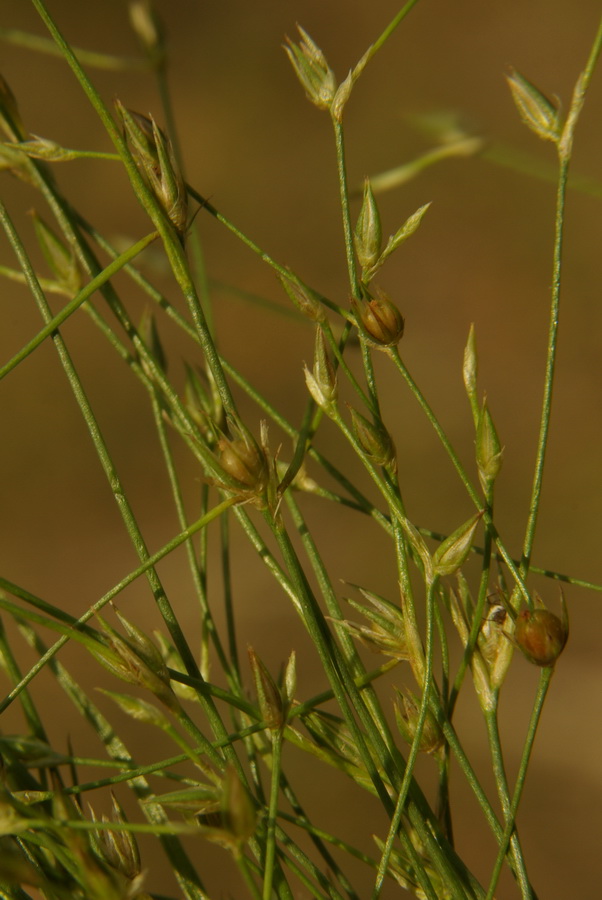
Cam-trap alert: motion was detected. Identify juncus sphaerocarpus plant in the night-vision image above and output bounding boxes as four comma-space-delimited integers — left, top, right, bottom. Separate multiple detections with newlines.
0, 2, 600, 898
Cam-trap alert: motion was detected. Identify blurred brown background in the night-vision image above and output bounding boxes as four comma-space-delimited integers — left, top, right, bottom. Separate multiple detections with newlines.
1, 1, 601, 897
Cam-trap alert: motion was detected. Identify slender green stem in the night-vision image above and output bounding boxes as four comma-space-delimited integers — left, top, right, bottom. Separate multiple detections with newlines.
484, 710, 533, 899
372, 579, 440, 900
185, 185, 347, 321
388, 347, 530, 601
519, 161, 567, 576
0, 26, 149, 69
149, 394, 235, 686
485, 669, 553, 899
236, 853, 264, 900
0, 230, 158, 381
521, 15, 602, 577
263, 730, 283, 900
350, 0, 423, 80
333, 119, 361, 299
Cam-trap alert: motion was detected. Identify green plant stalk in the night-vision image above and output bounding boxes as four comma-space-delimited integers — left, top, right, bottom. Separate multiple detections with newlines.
283, 490, 398, 758
0, 25, 149, 69
448, 490, 495, 715
275, 779, 358, 900
433, 588, 452, 839
263, 729, 284, 900
485, 669, 553, 899
30, 0, 238, 419
522, 15, 602, 577
372, 578, 441, 900
324, 320, 377, 412
149, 392, 235, 686
3, 660, 399, 803
220, 510, 241, 680
349, 0, 423, 81
519, 161, 567, 578
235, 853, 265, 900
0, 620, 48, 774
280, 505, 446, 887
484, 710, 533, 899
333, 119, 361, 299
0, 263, 66, 293
269, 518, 393, 809
274, 824, 349, 900
185, 184, 347, 321
8, 143, 121, 161
0, 229, 158, 382
388, 347, 530, 601
152, 39, 216, 337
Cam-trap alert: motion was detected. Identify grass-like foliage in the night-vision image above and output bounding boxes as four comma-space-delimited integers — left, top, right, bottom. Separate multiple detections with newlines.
0, 2, 600, 899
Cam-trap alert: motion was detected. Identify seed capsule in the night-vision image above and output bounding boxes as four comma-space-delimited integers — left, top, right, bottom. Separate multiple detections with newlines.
514, 608, 568, 667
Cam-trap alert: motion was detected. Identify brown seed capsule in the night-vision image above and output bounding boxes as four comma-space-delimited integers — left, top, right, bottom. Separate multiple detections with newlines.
514, 608, 568, 667
354, 289, 404, 347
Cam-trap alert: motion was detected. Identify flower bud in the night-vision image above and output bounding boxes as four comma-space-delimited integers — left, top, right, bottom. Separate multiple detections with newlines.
330, 69, 354, 123
93, 610, 179, 712
349, 406, 397, 472
432, 511, 483, 578
463, 323, 479, 423
506, 68, 561, 143
218, 434, 266, 490
0, 73, 25, 140
514, 600, 568, 667
476, 399, 503, 492
31, 211, 81, 296
354, 179, 382, 273
248, 646, 284, 732
366, 203, 431, 281
116, 101, 187, 237
339, 586, 409, 661
354, 288, 404, 347
304, 327, 338, 414
11, 136, 77, 162
394, 687, 444, 754
278, 272, 326, 323
96, 793, 142, 882
151, 116, 188, 236
284, 26, 337, 111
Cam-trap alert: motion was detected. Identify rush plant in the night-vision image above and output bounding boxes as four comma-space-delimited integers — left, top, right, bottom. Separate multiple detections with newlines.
0, 3, 600, 899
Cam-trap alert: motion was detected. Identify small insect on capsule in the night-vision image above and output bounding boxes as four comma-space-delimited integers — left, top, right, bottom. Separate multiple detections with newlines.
489, 605, 507, 626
